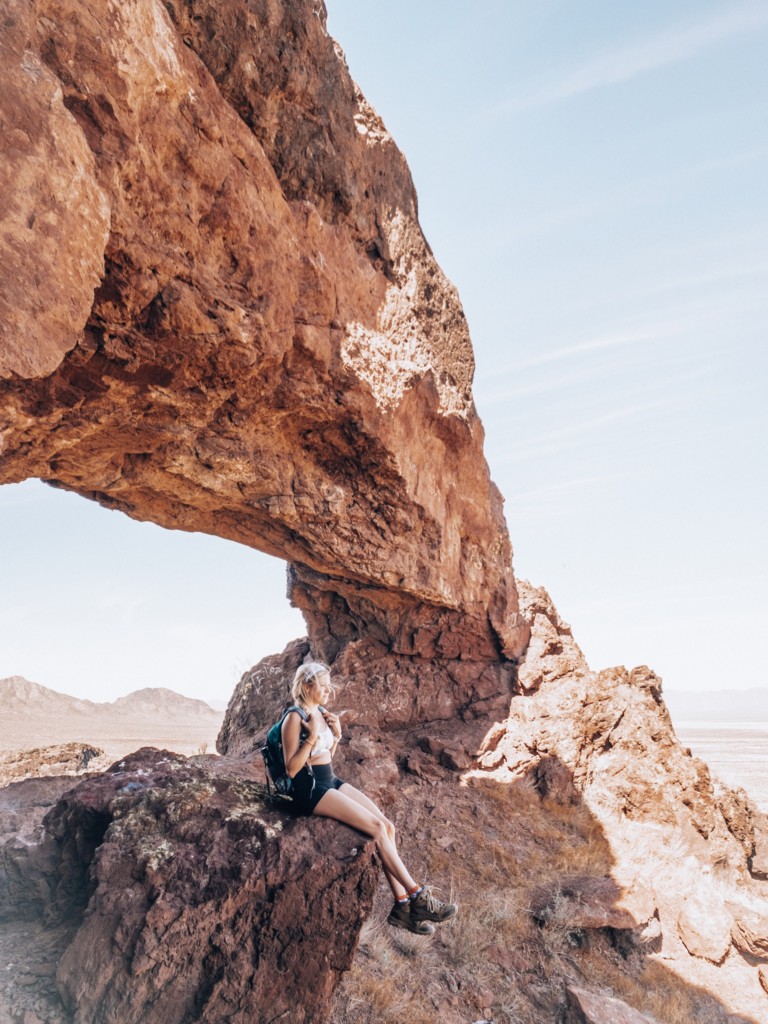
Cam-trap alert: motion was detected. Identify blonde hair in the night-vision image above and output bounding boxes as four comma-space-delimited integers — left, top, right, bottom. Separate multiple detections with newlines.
291, 661, 332, 706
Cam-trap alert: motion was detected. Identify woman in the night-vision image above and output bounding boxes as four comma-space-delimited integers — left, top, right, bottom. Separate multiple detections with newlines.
281, 661, 457, 936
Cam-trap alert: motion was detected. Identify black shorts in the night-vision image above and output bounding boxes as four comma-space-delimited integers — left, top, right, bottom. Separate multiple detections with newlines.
292, 763, 345, 814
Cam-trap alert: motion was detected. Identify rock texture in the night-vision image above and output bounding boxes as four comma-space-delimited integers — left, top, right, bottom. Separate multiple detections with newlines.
729, 903, 768, 960
3, 0, 767, 1020
565, 986, 660, 1024
0, 4, 109, 379
0, 742, 103, 788
677, 893, 733, 964
464, 580, 768, 1021
1, 748, 377, 1024
476, 581, 768, 870
530, 875, 653, 934
0, 0, 528, 688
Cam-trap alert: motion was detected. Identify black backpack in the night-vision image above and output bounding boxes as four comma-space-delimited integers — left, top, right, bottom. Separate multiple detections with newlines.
260, 705, 313, 803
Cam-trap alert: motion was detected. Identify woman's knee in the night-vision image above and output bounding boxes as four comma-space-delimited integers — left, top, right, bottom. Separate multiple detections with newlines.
371, 818, 390, 845
384, 818, 395, 842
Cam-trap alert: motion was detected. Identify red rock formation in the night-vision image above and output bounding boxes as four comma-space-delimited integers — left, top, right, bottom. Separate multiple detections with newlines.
0, 3, 527, 1018
1, 749, 377, 1024
5, 0, 765, 1020
0, 0, 528, 682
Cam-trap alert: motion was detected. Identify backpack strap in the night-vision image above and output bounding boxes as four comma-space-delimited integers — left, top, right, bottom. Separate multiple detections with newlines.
284, 704, 309, 722
282, 704, 309, 737
281, 705, 313, 778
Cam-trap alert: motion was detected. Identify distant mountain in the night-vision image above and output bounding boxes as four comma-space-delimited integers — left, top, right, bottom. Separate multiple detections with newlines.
0, 676, 225, 763
0, 676, 221, 720
111, 688, 221, 719
665, 688, 768, 723
0, 676, 101, 717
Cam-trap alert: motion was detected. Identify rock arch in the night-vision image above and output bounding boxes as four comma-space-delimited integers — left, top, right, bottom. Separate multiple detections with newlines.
0, 0, 528, 725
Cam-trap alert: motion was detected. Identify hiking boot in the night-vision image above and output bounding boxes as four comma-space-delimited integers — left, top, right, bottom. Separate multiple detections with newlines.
387, 900, 435, 936
409, 886, 458, 924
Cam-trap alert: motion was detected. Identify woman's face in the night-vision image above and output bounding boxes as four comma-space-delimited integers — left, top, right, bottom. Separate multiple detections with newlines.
307, 671, 332, 705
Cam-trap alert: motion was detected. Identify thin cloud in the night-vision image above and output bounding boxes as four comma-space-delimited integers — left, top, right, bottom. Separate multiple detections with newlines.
484, 294, 766, 381
489, 325, 665, 377
508, 472, 644, 506
480, 352, 706, 405
508, 145, 768, 243
500, 4, 768, 112
489, 399, 673, 466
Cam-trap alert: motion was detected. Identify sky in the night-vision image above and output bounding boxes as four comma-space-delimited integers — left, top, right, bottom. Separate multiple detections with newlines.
1, 0, 766, 704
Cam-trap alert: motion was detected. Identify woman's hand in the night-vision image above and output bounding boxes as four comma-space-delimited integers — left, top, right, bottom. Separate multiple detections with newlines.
305, 715, 322, 745
321, 709, 342, 739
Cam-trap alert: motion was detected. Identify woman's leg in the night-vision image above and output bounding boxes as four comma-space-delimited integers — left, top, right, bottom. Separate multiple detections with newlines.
337, 783, 408, 899
312, 789, 418, 895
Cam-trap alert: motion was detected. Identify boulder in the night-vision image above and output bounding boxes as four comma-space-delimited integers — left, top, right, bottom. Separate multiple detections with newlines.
677, 893, 733, 964
750, 818, 768, 879
2, 748, 377, 1024
0, 743, 104, 787
728, 903, 768, 959
530, 875, 649, 933
565, 986, 660, 1024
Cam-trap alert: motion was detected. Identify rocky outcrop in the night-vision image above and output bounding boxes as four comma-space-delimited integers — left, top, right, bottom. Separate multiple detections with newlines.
0, 0, 528, 690
467, 580, 768, 1020
565, 986, 661, 1024
677, 893, 733, 964
729, 903, 768, 960
4, 0, 766, 1020
1, 749, 377, 1024
217, 637, 311, 757
477, 581, 768, 869
530, 875, 654, 935
217, 630, 517, 756
0, 743, 103, 788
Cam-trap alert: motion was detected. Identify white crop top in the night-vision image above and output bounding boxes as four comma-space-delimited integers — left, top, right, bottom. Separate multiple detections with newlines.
310, 721, 335, 757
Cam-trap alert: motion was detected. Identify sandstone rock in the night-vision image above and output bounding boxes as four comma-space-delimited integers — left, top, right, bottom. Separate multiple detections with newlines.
749, 815, 768, 879
0, 0, 528, 690
0, 743, 104, 787
220, 634, 517, 746
727, 902, 768, 959
759, 965, 768, 996
677, 893, 733, 963
530, 875, 639, 932
565, 986, 660, 1024
440, 745, 471, 771
0, 0, 110, 379
476, 590, 743, 857
515, 580, 589, 693
217, 637, 311, 756
0, 774, 93, 926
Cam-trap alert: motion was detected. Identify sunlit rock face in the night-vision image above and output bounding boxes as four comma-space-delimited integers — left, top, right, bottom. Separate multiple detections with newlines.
0, 0, 528, 686
0, 749, 377, 1024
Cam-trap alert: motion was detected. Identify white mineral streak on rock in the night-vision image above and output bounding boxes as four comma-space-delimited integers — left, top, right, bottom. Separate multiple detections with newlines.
342, 266, 467, 417
110, 0, 182, 97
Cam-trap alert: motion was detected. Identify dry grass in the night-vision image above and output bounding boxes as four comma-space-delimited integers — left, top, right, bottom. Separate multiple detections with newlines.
329, 771, 742, 1024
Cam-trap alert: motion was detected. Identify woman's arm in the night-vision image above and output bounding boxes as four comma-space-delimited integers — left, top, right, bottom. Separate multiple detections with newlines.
282, 711, 319, 778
